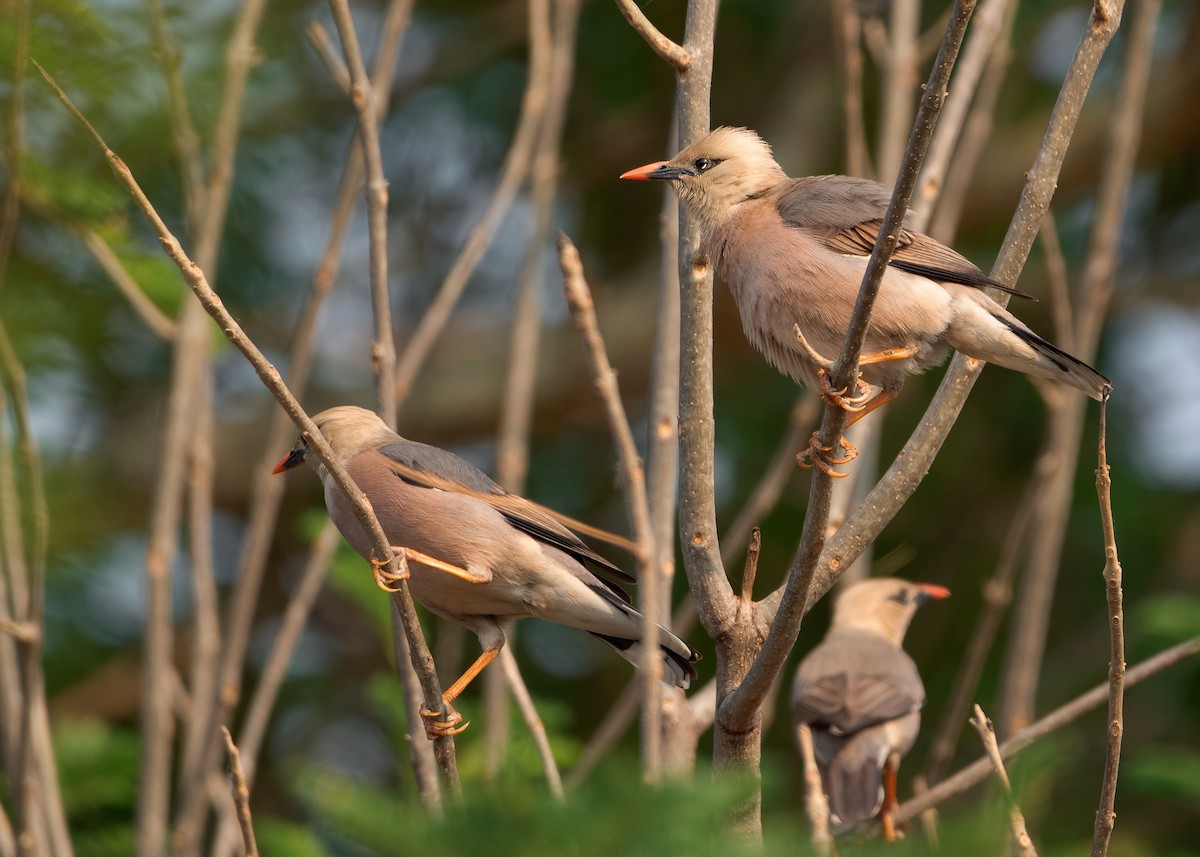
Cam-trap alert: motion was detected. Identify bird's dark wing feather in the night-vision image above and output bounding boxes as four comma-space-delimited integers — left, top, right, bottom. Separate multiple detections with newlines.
774, 175, 1033, 300
375, 440, 635, 585
793, 632, 925, 735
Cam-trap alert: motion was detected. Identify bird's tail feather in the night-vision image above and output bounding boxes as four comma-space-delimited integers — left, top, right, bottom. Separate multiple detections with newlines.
590, 631, 700, 690
827, 754, 885, 826
998, 319, 1112, 401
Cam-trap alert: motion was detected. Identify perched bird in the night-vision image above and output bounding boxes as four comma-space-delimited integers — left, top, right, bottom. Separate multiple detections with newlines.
622, 127, 1111, 472
273, 406, 700, 737
791, 577, 949, 840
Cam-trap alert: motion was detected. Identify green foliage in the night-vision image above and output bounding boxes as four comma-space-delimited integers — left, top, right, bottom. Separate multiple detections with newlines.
254, 817, 331, 857
52, 720, 137, 857
1130, 593, 1200, 649
294, 763, 776, 857
1125, 745, 1200, 808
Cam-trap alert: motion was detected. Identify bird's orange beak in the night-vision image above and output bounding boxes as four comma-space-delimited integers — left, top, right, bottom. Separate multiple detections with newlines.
917, 583, 951, 601
272, 447, 306, 475
620, 160, 672, 181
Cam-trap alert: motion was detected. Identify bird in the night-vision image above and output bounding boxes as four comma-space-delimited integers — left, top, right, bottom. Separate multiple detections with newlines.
621, 127, 1111, 474
791, 577, 949, 841
273, 406, 700, 738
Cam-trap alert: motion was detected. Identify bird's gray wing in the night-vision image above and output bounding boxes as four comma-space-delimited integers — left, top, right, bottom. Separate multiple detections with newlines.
793, 636, 925, 735
774, 175, 1033, 299
375, 440, 636, 586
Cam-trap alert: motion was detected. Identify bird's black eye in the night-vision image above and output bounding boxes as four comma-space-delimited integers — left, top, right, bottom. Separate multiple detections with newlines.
887, 589, 909, 605
693, 157, 720, 173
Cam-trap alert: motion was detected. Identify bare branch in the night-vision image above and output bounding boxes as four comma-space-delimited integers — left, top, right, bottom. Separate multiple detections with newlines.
1091, 398, 1125, 856
34, 58, 461, 798
912, 0, 1012, 226
970, 705, 1039, 856
739, 529, 761, 605
498, 648, 564, 799
220, 727, 259, 857
832, 0, 872, 178
144, 0, 206, 228
797, 723, 834, 857
725, 0, 978, 731
1038, 214, 1075, 350
611, 0, 689, 71
877, 0, 920, 182
306, 20, 353, 94
923, 482, 1037, 785
328, 0, 396, 424
393, 0, 554, 406
558, 232, 663, 779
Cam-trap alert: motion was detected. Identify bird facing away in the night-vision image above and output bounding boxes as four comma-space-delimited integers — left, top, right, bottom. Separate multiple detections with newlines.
622, 128, 1111, 472
273, 406, 700, 738
791, 577, 949, 841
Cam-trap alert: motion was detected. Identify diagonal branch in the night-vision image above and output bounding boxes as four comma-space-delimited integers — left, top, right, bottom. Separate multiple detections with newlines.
558, 233, 664, 779
393, 0, 554, 406
34, 57, 461, 799
970, 705, 1038, 857
611, 0, 689, 71
328, 0, 396, 425
722, 0, 978, 731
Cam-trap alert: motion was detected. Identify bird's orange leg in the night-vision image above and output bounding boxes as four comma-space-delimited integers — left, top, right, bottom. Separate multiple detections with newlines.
419, 644, 503, 739
372, 546, 490, 592
880, 751, 902, 842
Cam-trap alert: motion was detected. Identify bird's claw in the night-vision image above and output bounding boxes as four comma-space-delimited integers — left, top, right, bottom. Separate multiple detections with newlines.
796, 431, 858, 478
372, 551, 410, 593
817, 367, 873, 412
419, 703, 468, 739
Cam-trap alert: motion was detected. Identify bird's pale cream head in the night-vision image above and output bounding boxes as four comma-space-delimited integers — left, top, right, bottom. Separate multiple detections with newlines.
621, 127, 787, 237
830, 577, 950, 646
271, 405, 396, 479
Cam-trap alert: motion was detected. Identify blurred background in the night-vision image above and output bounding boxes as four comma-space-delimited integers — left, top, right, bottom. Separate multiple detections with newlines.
3, 0, 1199, 853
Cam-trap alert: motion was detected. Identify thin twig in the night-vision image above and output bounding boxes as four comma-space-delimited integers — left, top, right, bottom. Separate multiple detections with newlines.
923, 481, 1038, 785
149, 0, 269, 849
611, 0, 689, 71
306, 21, 353, 94
498, 647, 564, 799
489, 0, 581, 778
797, 723, 834, 857
0, 320, 57, 856
393, 0, 554, 406
84, 228, 180, 338
927, 0, 1016, 243
209, 521, 342, 857
832, 0, 872, 178
970, 706, 1038, 856
739, 529, 761, 605
1091, 398, 1124, 856
1038, 213, 1075, 350
724, 0, 978, 732
220, 727, 259, 857
877, 0, 920, 181
558, 232, 663, 780
912, 0, 1011, 225
144, 0, 206, 228
328, 0, 396, 424
34, 57, 460, 797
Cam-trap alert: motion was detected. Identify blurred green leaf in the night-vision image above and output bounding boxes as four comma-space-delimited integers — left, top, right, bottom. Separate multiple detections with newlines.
1125, 745, 1200, 806
254, 817, 330, 857
54, 719, 139, 816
